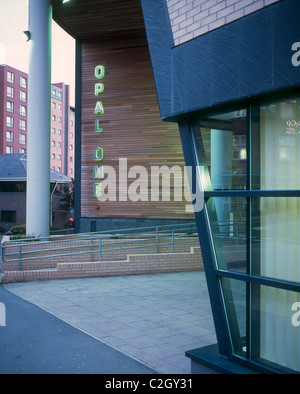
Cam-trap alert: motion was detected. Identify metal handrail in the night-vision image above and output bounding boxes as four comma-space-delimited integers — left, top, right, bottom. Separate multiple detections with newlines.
3, 233, 197, 258
5, 221, 197, 244
1, 222, 199, 271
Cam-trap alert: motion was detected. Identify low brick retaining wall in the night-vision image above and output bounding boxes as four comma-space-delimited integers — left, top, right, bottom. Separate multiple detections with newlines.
1, 235, 199, 272
1, 246, 203, 283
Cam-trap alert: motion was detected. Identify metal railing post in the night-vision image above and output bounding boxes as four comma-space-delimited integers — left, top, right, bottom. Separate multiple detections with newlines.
0, 242, 2, 276
156, 227, 159, 254
90, 233, 93, 261
172, 231, 174, 253
99, 237, 102, 262
18, 241, 22, 271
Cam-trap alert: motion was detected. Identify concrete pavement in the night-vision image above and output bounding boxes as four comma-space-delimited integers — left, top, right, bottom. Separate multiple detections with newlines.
0, 285, 156, 374
1, 272, 218, 374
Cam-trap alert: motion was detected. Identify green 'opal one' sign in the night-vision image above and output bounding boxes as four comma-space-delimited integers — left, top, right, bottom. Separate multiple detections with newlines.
93, 65, 105, 199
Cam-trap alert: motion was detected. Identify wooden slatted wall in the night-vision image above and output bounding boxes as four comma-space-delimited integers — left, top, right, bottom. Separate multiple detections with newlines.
80, 32, 194, 219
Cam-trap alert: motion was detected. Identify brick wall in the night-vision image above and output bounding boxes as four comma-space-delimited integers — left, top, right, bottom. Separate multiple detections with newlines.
0, 191, 69, 229
1, 246, 203, 283
1, 234, 203, 283
166, 0, 281, 46
0, 193, 26, 228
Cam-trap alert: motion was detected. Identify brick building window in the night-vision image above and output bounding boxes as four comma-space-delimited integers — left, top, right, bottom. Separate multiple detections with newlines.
20, 76, 27, 88
6, 101, 14, 113
19, 119, 26, 131
1, 210, 16, 223
19, 134, 26, 145
6, 116, 14, 128
6, 146, 13, 154
20, 91, 27, 102
7, 86, 14, 98
20, 105, 26, 117
6, 131, 13, 143
7, 71, 14, 83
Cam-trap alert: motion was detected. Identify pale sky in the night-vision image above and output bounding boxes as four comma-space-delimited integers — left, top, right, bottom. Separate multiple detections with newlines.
0, 0, 76, 105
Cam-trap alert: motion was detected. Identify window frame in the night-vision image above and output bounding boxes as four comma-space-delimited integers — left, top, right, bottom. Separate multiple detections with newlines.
188, 95, 300, 374
7, 71, 14, 84
7, 86, 14, 98
1, 210, 16, 223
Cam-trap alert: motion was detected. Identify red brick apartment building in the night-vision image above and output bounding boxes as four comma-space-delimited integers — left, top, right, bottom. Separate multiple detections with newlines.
0, 64, 75, 177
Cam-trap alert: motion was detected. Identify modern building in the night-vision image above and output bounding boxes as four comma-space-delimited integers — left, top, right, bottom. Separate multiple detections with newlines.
0, 65, 75, 177
0, 65, 28, 156
141, 0, 300, 374
54, 1, 196, 234
50, 82, 75, 177
32, 0, 300, 374
0, 153, 72, 231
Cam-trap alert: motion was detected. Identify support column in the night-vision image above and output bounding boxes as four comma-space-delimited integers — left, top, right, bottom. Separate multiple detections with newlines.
211, 129, 232, 232
26, 0, 52, 238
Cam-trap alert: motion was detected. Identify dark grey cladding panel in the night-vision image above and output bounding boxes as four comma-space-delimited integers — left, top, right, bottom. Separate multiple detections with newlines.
141, 0, 300, 120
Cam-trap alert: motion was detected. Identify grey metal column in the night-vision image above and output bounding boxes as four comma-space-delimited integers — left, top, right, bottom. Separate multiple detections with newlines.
26, 0, 52, 238
211, 129, 232, 232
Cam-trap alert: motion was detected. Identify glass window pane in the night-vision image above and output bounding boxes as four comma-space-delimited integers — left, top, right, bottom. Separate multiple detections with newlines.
6, 101, 14, 113
20, 105, 26, 117
192, 109, 247, 191
251, 197, 300, 284
20, 76, 27, 88
252, 98, 300, 190
20, 91, 27, 102
207, 197, 247, 273
251, 285, 300, 373
221, 278, 247, 356
7, 71, 14, 83
7, 86, 14, 98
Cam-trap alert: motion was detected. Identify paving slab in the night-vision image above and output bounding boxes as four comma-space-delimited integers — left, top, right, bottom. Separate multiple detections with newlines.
3, 272, 219, 374
0, 286, 156, 374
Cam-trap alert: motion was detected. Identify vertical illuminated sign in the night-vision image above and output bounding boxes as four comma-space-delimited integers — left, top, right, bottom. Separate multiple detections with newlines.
93, 65, 106, 199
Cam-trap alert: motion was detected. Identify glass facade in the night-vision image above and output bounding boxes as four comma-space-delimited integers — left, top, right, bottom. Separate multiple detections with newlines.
207, 196, 247, 274
192, 110, 247, 191
190, 96, 300, 374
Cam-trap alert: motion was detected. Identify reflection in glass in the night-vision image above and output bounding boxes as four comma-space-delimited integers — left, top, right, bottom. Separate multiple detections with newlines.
221, 278, 247, 356
192, 109, 247, 191
251, 285, 300, 373
191, 99, 300, 374
257, 99, 300, 190
207, 197, 247, 273
250, 196, 300, 372
252, 197, 300, 284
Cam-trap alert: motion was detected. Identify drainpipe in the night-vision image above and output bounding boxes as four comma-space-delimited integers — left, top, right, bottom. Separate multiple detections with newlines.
26, 0, 52, 238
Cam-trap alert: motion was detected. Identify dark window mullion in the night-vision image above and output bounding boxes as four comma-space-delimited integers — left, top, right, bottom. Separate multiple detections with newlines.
216, 269, 300, 293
